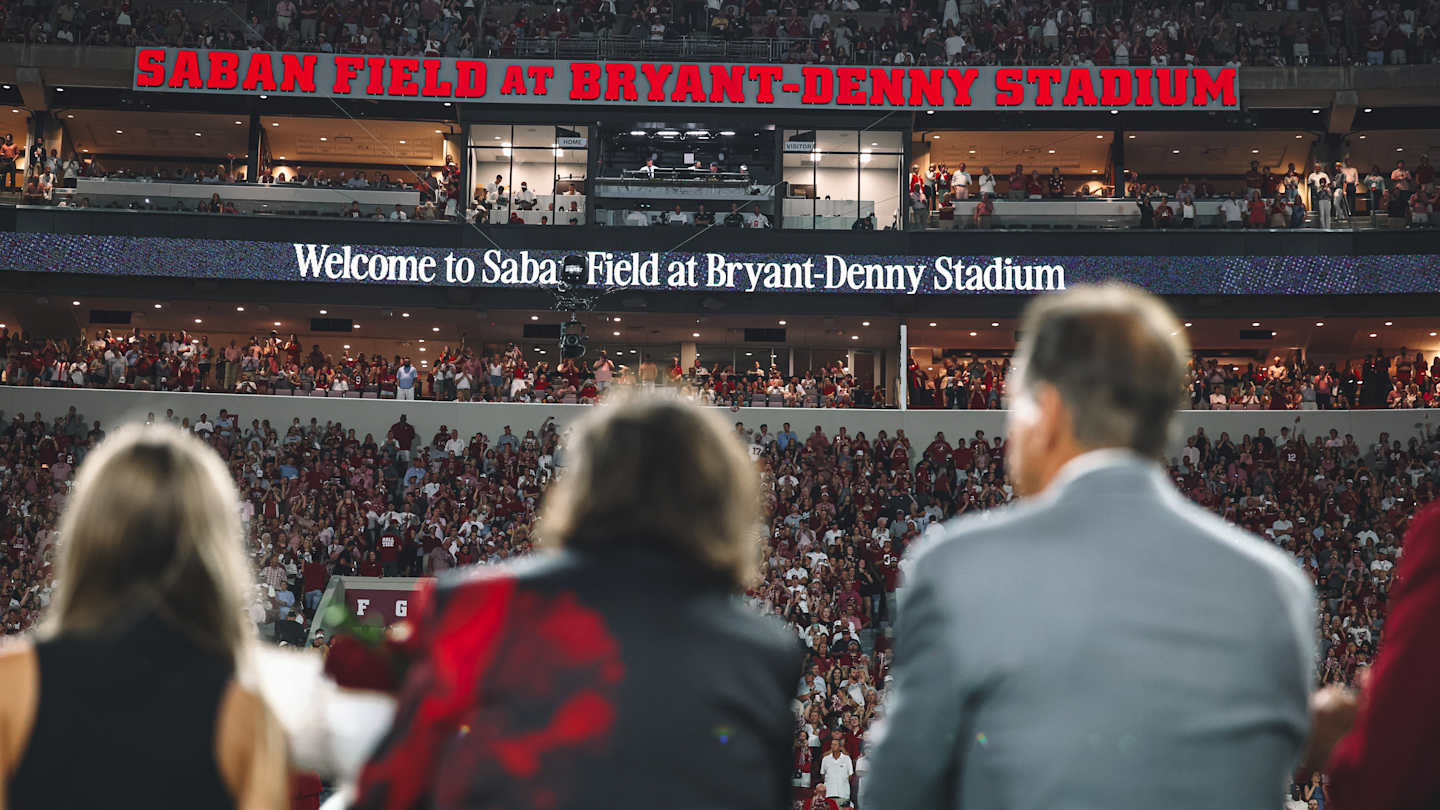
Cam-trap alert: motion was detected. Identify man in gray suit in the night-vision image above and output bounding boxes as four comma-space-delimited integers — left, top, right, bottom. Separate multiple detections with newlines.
862, 284, 1316, 810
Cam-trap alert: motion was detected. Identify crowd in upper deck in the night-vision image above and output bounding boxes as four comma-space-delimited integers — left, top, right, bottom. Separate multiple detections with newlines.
1, 0, 1437, 67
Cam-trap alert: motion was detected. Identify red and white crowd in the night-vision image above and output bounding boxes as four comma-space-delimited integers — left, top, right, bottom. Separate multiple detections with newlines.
1, 330, 884, 408
2, 398, 1426, 806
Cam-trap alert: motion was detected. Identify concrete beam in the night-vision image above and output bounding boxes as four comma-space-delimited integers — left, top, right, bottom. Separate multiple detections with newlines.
1329, 90, 1358, 135
15, 67, 46, 112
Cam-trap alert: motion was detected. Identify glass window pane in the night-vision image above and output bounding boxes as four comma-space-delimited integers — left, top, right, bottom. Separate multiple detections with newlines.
865, 131, 905, 153
817, 130, 858, 152
512, 125, 555, 148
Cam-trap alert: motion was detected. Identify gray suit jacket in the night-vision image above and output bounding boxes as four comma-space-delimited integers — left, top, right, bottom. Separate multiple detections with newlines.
862, 451, 1315, 810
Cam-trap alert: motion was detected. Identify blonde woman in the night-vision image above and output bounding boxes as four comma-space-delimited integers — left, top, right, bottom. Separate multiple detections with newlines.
355, 396, 804, 810
0, 423, 286, 810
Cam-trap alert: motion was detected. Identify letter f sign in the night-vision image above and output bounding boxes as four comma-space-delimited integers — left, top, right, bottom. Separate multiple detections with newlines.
356, 598, 370, 616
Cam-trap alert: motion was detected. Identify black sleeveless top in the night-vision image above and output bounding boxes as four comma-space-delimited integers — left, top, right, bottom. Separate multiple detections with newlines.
7, 615, 236, 810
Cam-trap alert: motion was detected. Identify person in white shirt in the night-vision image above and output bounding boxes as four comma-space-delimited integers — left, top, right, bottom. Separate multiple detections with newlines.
389, 204, 408, 220
819, 739, 855, 804
1220, 193, 1244, 228
952, 163, 971, 199
977, 167, 996, 197
193, 414, 215, 434
516, 182, 536, 209
638, 159, 657, 179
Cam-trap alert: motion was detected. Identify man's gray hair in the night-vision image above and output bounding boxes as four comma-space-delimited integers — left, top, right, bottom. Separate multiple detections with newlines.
1013, 282, 1189, 457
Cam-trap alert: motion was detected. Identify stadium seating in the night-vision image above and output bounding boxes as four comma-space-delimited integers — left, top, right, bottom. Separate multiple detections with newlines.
0, 397, 1413, 804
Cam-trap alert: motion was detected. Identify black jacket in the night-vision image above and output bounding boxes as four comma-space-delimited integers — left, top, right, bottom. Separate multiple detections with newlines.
357, 547, 804, 810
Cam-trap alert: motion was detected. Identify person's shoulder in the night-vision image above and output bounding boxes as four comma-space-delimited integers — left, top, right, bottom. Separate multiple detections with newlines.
1159, 486, 1312, 603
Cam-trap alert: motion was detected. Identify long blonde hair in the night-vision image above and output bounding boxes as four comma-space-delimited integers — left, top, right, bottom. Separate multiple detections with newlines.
45, 422, 254, 664
539, 395, 762, 589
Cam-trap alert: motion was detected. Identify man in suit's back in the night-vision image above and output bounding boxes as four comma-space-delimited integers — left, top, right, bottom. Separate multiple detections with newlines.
862, 284, 1316, 810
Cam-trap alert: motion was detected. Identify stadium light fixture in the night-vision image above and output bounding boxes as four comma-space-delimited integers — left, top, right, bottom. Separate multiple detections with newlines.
531, 315, 540, 320
969, 331, 978, 336
926, 110, 935, 115
273, 321, 281, 327
1183, 322, 1192, 327
432, 326, 440, 332
991, 322, 999, 327
1431, 332, 1438, 337
320, 136, 327, 141
852, 335, 859, 340
613, 331, 621, 336
1110, 109, 1119, 115
236, 306, 244, 312
778, 320, 787, 325
629, 130, 647, 136
443, 102, 452, 107
402, 312, 410, 318
419, 347, 426, 352
154, 303, 162, 309
1251, 322, 1260, 326
934, 135, 941, 140
418, 339, 425, 344
234, 120, 243, 125
692, 332, 700, 338
1369, 333, 1378, 338
344, 344, 351, 350
862, 321, 871, 326
276, 156, 285, 160
1128, 134, 1136, 139
1096, 134, 1103, 139
929, 322, 937, 327
259, 94, 267, 99
1047, 149, 1055, 153
1364, 107, 1373, 112
194, 318, 203, 324
1315, 322, 1324, 327
115, 129, 123, 134
319, 309, 327, 315
1385, 321, 1394, 326
1311, 109, 1320, 114
71, 300, 80, 306
194, 132, 202, 137
271, 122, 278, 127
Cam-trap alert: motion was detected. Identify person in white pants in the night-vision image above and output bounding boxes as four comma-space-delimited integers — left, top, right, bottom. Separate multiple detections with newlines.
396, 359, 418, 400
1316, 179, 1333, 229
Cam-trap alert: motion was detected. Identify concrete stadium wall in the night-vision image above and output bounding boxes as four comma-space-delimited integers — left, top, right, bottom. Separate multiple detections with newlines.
4, 386, 1438, 457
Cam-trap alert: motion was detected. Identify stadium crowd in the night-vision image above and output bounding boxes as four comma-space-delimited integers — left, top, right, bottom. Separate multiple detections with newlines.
0, 329, 886, 407
2, 0, 1439, 68
0, 395, 1424, 804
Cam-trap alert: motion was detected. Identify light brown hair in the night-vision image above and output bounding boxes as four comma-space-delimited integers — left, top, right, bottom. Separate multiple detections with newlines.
45, 422, 254, 664
539, 395, 762, 589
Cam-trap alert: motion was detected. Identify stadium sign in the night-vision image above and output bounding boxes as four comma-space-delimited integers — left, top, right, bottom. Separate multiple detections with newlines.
2, 233, 1436, 296
132, 48, 1239, 111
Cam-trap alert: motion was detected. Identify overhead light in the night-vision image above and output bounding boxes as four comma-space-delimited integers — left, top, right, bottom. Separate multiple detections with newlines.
418, 339, 425, 344
319, 136, 327, 141
692, 332, 700, 337
271, 122, 278, 127
1369, 333, 1378, 338
778, 320, 787, 325
1172, 149, 1181, 154
431, 326, 440, 332
655, 129, 678, 136
402, 312, 410, 318
81, 148, 87, 152
629, 130, 647, 136
968, 149, 976, 154
1110, 109, 1119, 115
66, 114, 74, 119
114, 129, 123, 134
719, 130, 736, 136
71, 300, 80, 306
1311, 109, 1320, 114
236, 306, 245, 312
419, 347, 426, 352
1251, 149, 1260, 154
929, 322, 937, 327
1384, 321, 1393, 326
1184, 322, 1193, 327
234, 120, 243, 125
443, 102, 452, 107
851, 335, 859, 340
194, 132, 203, 137
1251, 322, 1260, 327
1396, 147, 1405, 152
153, 303, 162, 309
343, 344, 351, 349
1047, 148, 1055, 153
276, 156, 285, 160
398, 139, 406, 144
934, 135, 941, 140
1364, 107, 1373, 112
1359, 135, 1367, 139
1128, 134, 1136, 139
194, 318, 203, 324
862, 320, 871, 326
353, 323, 359, 328
434, 129, 443, 134
1315, 322, 1324, 327
530, 315, 539, 320
926, 110, 935, 115
1095, 134, 1104, 139
612, 316, 622, 322
1431, 332, 1438, 337
991, 322, 999, 327
969, 331, 978, 336
687, 130, 710, 137
259, 94, 268, 99
319, 309, 327, 314
54, 87, 64, 92
612, 330, 621, 336
1295, 134, 1303, 139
